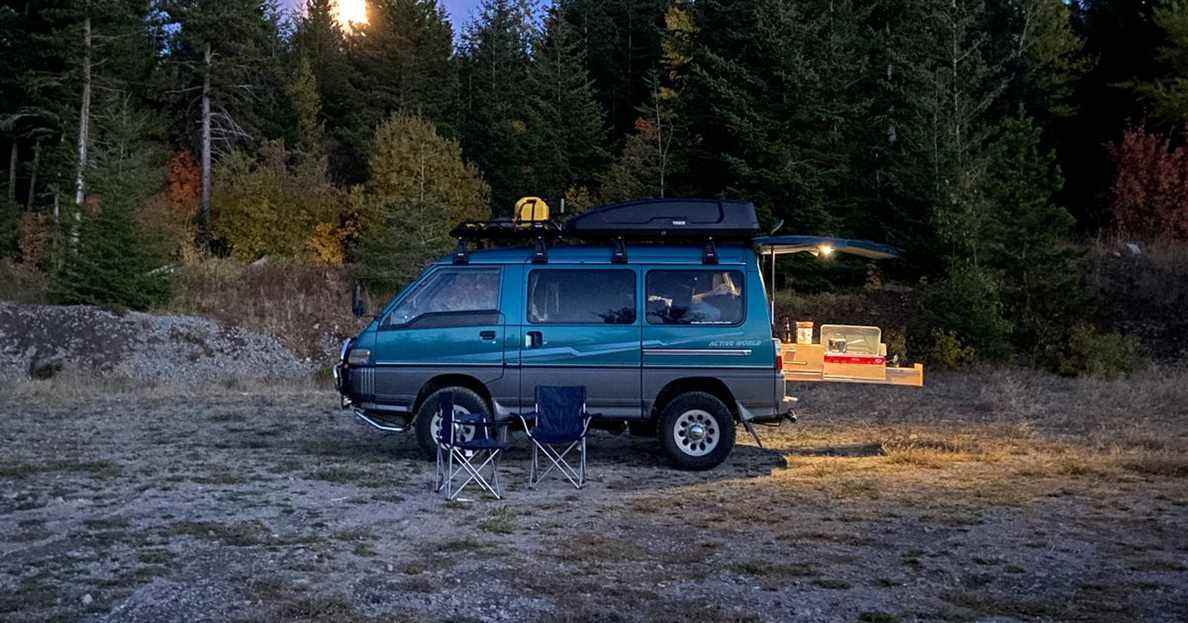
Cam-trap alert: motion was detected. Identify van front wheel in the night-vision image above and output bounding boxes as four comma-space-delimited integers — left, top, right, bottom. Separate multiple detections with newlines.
658, 392, 735, 471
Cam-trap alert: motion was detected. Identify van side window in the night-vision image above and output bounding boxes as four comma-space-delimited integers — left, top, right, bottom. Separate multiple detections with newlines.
528, 270, 636, 325
646, 270, 745, 326
385, 268, 501, 327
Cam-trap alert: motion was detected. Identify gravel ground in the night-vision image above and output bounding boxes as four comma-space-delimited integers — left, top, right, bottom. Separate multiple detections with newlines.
1, 369, 1186, 623
0, 303, 315, 384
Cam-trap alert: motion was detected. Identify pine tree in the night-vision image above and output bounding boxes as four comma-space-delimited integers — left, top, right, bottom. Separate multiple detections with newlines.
988, 0, 1087, 123
556, 0, 669, 137
357, 114, 491, 293
523, 7, 608, 203
1131, 0, 1188, 125
982, 115, 1081, 362
684, 0, 876, 230
289, 57, 326, 161
456, 0, 537, 213
292, 0, 357, 181
890, 0, 1009, 264
50, 95, 170, 310
1062, 0, 1162, 229
351, 0, 455, 125
600, 71, 687, 202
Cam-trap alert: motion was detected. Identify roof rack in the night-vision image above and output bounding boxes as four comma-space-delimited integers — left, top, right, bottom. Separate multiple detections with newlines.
450, 219, 564, 241
450, 219, 565, 265
448, 200, 759, 265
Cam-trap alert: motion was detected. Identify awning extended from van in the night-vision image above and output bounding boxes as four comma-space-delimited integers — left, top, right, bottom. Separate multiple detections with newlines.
753, 236, 899, 260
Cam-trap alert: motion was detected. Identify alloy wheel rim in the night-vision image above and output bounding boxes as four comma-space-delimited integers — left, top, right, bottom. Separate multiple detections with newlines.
674, 409, 719, 457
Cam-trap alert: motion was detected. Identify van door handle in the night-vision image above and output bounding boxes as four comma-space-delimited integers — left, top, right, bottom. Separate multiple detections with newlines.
479, 330, 497, 341
526, 331, 543, 348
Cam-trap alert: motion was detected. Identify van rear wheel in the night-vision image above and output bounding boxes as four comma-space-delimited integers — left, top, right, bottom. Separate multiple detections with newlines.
414, 387, 487, 460
658, 392, 735, 471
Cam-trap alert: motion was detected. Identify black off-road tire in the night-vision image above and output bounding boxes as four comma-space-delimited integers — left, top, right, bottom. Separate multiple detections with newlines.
414, 387, 488, 460
658, 392, 736, 471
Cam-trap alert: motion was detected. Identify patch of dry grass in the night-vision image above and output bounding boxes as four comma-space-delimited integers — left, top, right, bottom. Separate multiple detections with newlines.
623, 366, 1187, 535
0, 371, 326, 405
163, 258, 365, 360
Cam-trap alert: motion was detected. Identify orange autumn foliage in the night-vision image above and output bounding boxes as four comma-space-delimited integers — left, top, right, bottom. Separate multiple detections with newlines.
140, 150, 202, 263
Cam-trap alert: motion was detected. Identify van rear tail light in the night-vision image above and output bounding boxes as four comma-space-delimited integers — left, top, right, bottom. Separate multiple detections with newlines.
775, 352, 783, 370
347, 349, 371, 366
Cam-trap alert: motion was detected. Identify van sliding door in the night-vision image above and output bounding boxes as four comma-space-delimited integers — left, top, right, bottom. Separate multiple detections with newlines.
518, 266, 642, 418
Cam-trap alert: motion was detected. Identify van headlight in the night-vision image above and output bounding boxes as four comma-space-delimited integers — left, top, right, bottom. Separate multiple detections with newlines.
347, 349, 371, 366
338, 339, 353, 362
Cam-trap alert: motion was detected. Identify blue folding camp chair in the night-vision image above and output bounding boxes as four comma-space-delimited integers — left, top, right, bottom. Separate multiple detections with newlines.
517, 386, 598, 489
433, 392, 512, 500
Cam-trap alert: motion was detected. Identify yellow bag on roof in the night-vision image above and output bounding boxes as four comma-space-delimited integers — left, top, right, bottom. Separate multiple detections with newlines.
515, 197, 550, 222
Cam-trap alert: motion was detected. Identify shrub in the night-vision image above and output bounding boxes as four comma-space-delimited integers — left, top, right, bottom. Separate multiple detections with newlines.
211, 141, 348, 265
1054, 324, 1146, 378
915, 263, 1013, 362
17, 212, 51, 267
1109, 125, 1188, 242
0, 199, 17, 259
925, 329, 977, 369
139, 150, 202, 264
0, 257, 47, 303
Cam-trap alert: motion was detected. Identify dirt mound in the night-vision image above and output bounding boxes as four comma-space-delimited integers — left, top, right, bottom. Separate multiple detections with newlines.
1090, 244, 1188, 363
0, 302, 314, 384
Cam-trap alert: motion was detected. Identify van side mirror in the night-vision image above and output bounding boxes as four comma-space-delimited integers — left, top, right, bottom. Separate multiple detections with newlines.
351, 282, 366, 319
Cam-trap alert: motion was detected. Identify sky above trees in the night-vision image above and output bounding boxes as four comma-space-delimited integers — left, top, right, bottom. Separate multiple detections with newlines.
280, 0, 482, 26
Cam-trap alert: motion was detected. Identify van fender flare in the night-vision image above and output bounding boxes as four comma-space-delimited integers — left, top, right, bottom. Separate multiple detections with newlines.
412, 374, 495, 418
648, 377, 740, 422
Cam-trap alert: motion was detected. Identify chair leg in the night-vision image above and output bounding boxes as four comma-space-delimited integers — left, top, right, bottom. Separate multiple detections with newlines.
493, 450, 503, 498
445, 444, 454, 499
532, 444, 541, 489
579, 437, 586, 489
434, 445, 443, 492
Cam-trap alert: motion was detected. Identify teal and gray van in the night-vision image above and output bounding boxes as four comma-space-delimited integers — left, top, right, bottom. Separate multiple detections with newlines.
335, 200, 893, 470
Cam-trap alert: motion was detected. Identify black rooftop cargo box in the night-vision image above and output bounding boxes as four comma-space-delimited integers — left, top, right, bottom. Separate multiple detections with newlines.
565, 199, 760, 241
